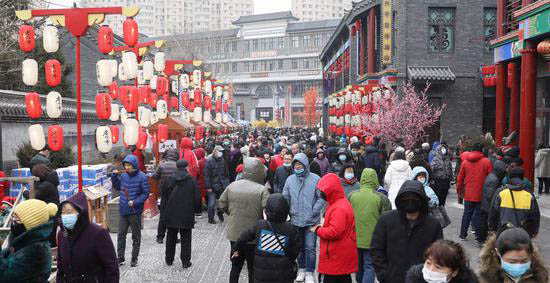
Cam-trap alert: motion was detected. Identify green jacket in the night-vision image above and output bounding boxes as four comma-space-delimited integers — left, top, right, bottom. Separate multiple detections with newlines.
349, 169, 392, 249
0, 221, 53, 282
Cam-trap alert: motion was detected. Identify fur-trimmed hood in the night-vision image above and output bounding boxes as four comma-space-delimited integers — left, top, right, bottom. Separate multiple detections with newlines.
478, 235, 549, 283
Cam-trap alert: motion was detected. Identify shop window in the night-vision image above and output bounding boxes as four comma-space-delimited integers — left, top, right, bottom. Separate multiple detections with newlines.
484, 8, 497, 53
428, 8, 455, 53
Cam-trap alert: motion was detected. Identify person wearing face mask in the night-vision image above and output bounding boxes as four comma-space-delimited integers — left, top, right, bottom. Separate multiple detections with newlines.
180, 137, 199, 179
479, 227, 548, 283
282, 153, 324, 283
430, 144, 453, 207
274, 152, 294, 194
312, 148, 331, 177
406, 240, 478, 283
409, 166, 439, 208
57, 192, 119, 282
329, 148, 353, 175
111, 155, 151, 267
385, 150, 412, 209
0, 199, 57, 282
204, 145, 230, 224
350, 143, 366, 181
340, 163, 360, 198
371, 180, 443, 283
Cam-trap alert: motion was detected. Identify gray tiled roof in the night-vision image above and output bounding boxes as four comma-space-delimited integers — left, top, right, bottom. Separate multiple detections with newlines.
287, 19, 341, 32
407, 66, 456, 81
232, 11, 298, 25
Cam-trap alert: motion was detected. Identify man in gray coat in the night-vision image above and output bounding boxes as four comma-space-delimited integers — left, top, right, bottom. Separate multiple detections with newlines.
152, 148, 180, 243
282, 153, 324, 282
219, 157, 270, 283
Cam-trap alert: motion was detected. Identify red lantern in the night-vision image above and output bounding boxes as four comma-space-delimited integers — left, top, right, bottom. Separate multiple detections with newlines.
109, 82, 119, 100
120, 86, 139, 113
48, 124, 63, 151
215, 100, 222, 112
139, 86, 151, 104
195, 125, 204, 141
123, 17, 138, 47
223, 103, 229, 113
204, 96, 212, 110
149, 92, 159, 108
194, 89, 202, 106
345, 126, 351, 137
97, 25, 114, 54
110, 125, 119, 144
19, 25, 35, 52
95, 93, 112, 120
45, 59, 61, 87
351, 26, 357, 36
355, 19, 361, 30
182, 91, 190, 108
25, 92, 42, 119
156, 76, 168, 96
136, 130, 148, 150
170, 96, 179, 111
158, 123, 168, 142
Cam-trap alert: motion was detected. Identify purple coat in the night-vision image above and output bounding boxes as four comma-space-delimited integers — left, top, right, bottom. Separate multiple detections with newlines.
56, 192, 119, 283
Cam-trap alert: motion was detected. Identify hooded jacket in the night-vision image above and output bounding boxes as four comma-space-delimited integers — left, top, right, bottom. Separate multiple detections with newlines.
35, 171, 61, 207
313, 148, 330, 177
220, 158, 270, 241
234, 194, 302, 283
179, 137, 199, 178
384, 159, 412, 209
153, 148, 179, 187
363, 145, 382, 173
488, 179, 540, 237
409, 166, 439, 208
428, 141, 441, 164
273, 165, 293, 194
371, 180, 443, 283
478, 234, 549, 283
457, 151, 493, 202
204, 149, 230, 195
406, 263, 479, 283
349, 169, 391, 249
316, 173, 358, 275
534, 148, 550, 178
282, 153, 325, 228
162, 165, 201, 229
57, 192, 119, 283
29, 153, 50, 170
0, 221, 53, 282
111, 155, 151, 216
329, 148, 352, 174
481, 160, 507, 213
430, 144, 453, 180
194, 148, 207, 196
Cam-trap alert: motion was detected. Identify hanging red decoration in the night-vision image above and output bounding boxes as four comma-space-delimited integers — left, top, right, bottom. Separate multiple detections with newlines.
149, 92, 159, 108
97, 25, 114, 54
351, 26, 357, 36
158, 123, 168, 142
139, 86, 151, 104
355, 19, 361, 30
195, 125, 204, 141
156, 76, 168, 96
110, 125, 120, 144
123, 17, 138, 47
95, 93, 112, 120
48, 124, 63, 151
182, 91, 190, 108
136, 130, 148, 150
163, 94, 170, 106
45, 59, 61, 87
215, 100, 222, 112
194, 89, 202, 106
204, 96, 212, 110
223, 103, 228, 113
170, 96, 179, 111
109, 82, 119, 100
19, 25, 35, 52
25, 92, 42, 119
120, 86, 139, 113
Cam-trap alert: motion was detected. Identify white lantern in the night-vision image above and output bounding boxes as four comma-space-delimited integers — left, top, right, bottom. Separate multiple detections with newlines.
110, 104, 119, 121
215, 86, 223, 99
22, 59, 38, 86
28, 124, 45, 151
345, 91, 352, 102
96, 125, 113, 153
203, 110, 212, 123
223, 113, 229, 123
171, 80, 178, 93
122, 52, 138, 79
120, 107, 128, 124
138, 107, 151, 127
118, 63, 127, 81
182, 110, 190, 122
157, 100, 168, 120
108, 60, 118, 78
96, 59, 113, 87
345, 114, 351, 125
215, 112, 222, 123
154, 52, 165, 72
180, 74, 190, 89
223, 90, 229, 101
142, 61, 154, 80
150, 111, 158, 125
193, 107, 202, 122
43, 25, 59, 53
124, 118, 139, 146
204, 80, 212, 96
46, 91, 62, 119
193, 70, 201, 88
137, 70, 146, 85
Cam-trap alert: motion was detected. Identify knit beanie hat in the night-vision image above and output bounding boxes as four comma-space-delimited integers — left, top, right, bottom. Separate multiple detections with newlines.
14, 199, 58, 230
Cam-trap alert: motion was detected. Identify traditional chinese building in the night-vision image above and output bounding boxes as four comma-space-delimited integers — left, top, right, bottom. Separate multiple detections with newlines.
320, 0, 497, 146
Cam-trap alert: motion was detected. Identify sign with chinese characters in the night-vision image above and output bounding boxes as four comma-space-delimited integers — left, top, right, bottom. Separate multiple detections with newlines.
382, 0, 393, 65
159, 140, 177, 153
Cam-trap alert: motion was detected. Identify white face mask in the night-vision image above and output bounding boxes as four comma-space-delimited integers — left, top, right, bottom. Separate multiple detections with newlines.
441, 148, 447, 155
216, 151, 223, 158
417, 177, 426, 184
422, 266, 450, 283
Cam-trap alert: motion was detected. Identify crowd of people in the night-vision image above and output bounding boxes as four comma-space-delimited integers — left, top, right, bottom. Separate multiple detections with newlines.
0, 127, 549, 283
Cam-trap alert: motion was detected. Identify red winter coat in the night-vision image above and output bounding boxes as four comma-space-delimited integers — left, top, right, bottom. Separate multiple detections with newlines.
132, 149, 146, 172
180, 137, 199, 179
457, 151, 493, 202
272, 154, 284, 169
194, 148, 206, 200
0, 171, 9, 199
316, 173, 358, 275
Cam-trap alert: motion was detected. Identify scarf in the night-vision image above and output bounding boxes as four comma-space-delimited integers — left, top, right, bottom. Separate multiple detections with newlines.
343, 177, 357, 185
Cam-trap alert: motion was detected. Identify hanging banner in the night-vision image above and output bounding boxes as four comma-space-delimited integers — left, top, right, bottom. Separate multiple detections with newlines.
382, 0, 393, 65
159, 140, 176, 153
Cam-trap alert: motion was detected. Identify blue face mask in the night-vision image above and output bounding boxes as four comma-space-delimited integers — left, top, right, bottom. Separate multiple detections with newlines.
501, 258, 531, 278
62, 213, 78, 230
344, 172, 355, 180
295, 168, 305, 175
339, 155, 347, 162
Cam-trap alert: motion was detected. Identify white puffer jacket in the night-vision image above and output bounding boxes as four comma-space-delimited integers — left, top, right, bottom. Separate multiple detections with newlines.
384, 159, 411, 209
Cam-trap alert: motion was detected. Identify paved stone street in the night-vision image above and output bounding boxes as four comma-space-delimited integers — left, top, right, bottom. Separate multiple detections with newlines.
111, 186, 550, 282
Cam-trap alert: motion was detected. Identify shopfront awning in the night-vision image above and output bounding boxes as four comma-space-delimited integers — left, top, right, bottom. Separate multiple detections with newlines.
407, 66, 456, 82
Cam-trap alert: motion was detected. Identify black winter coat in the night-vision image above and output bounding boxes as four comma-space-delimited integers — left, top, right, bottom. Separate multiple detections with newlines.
162, 170, 201, 229
480, 160, 506, 213
406, 264, 479, 283
273, 166, 293, 194
363, 146, 381, 173
371, 180, 443, 283
35, 171, 60, 206
204, 155, 230, 196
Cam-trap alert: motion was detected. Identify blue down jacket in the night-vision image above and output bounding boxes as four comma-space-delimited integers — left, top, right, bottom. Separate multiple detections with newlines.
112, 155, 151, 216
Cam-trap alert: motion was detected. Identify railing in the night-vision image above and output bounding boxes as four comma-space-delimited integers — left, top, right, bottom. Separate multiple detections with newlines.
504, 0, 523, 34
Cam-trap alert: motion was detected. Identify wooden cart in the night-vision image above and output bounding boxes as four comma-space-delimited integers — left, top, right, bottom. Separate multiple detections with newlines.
83, 185, 110, 230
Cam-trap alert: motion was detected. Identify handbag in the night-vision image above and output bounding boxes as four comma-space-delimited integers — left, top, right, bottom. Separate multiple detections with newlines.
429, 205, 451, 229
266, 221, 298, 279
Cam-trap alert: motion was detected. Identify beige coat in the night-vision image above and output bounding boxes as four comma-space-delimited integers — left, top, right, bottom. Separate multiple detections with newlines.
535, 149, 550, 178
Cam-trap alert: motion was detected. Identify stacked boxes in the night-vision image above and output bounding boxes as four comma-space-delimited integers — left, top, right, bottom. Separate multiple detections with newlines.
9, 168, 32, 198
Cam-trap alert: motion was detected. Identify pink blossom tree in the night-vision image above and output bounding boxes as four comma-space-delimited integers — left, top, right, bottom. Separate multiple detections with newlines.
360, 81, 445, 148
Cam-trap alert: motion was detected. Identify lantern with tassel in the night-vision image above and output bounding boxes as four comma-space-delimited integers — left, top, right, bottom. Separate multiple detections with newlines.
120, 86, 139, 113
124, 118, 139, 145
110, 125, 119, 144
22, 59, 38, 86
44, 59, 62, 87
95, 93, 112, 120
25, 92, 41, 119
139, 86, 151, 104
47, 124, 63, 151
97, 25, 114, 54
43, 25, 59, 53
46, 91, 62, 119
110, 104, 119, 121
158, 124, 168, 142
19, 25, 35, 52
123, 17, 138, 47
194, 89, 202, 106
96, 125, 112, 153
136, 130, 148, 150
29, 124, 45, 151
109, 82, 119, 100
